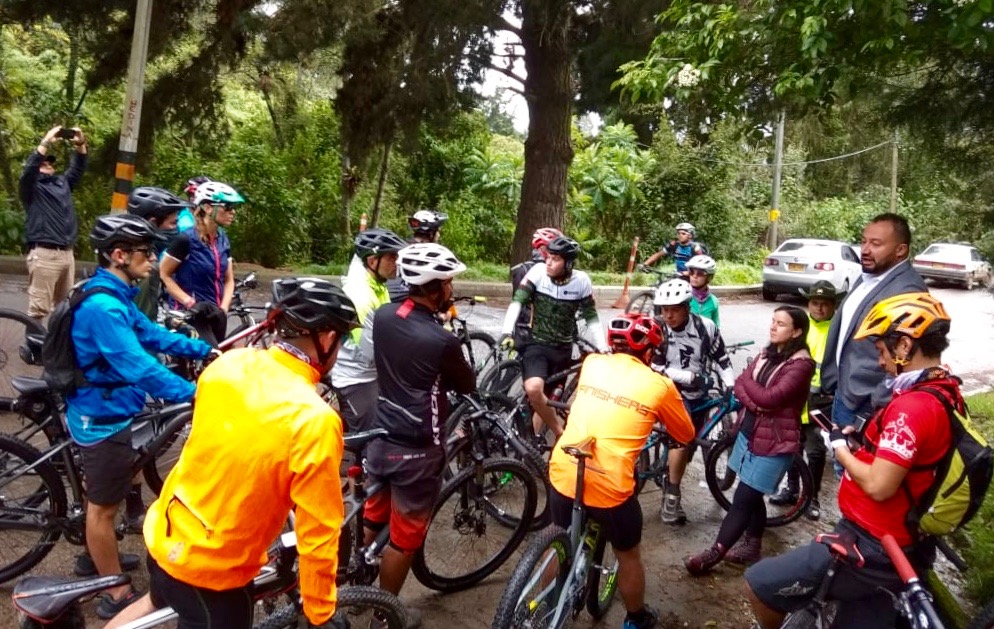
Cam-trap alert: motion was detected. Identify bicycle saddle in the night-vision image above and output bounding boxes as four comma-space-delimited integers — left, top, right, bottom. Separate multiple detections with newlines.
815, 531, 866, 568
12, 574, 131, 621
562, 436, 596, 459
11, 376, 51, 397
344, 428, 389, 453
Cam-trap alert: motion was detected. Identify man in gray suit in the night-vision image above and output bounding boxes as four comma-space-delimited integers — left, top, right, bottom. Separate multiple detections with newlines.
821, 213, 927, 428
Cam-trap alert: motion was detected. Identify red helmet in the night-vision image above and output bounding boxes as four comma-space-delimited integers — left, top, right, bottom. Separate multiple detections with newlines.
607, 313, 663, 355
531, 227, 564, 251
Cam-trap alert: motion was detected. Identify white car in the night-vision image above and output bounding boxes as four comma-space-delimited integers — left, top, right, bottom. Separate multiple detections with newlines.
762, 238, 862, 301
913, 242, 992, 290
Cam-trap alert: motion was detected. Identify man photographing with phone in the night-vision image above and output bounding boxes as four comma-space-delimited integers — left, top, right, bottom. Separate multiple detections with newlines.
19, 125, 88, 322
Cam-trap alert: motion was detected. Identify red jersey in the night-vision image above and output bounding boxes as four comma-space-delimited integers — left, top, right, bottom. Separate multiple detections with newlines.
838, 378, 956, 546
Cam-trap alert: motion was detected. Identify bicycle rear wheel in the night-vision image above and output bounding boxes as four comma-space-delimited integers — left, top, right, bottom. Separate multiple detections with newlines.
253, 586, 408, 629
463, 331, 499, 378
585, 536, 618, 620
704, 437, 812, 527
414, 457, 537, 593
0, 435, 67, 583
491, 526, 573, 629
0, 310, 45, 430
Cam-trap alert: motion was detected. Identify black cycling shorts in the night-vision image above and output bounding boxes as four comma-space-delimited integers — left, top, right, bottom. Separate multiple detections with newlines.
79, 426, 137, 506
745, 520, 912, 629
548, 488, 643, 552
148, 555, 253, 629
520, 342, 573, 383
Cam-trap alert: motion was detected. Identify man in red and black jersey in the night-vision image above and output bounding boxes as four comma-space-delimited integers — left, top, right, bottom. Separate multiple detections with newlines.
745, 292, 955, 629
365, 243, 475, 620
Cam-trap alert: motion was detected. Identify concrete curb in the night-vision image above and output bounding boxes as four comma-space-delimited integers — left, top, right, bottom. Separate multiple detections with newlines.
0, 255, 761, 302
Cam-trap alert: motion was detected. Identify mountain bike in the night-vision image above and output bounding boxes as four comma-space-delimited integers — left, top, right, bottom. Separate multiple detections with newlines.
444, 392, 552, 529
450, 296, 501, 379
625, 266, 683, 315
338, 427, 538, 594
491, 436, 619, 629
12, 511, 408, 629
0, 401, 194, 583
0, 309, 45, 428
778, 531, 945, 629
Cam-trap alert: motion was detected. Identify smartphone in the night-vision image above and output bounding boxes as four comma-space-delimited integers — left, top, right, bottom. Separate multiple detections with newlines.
809, 409, 833, 432
58, 128, 77, 140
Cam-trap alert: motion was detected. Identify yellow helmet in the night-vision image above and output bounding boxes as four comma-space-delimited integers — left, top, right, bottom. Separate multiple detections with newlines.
853, 292, 950, 341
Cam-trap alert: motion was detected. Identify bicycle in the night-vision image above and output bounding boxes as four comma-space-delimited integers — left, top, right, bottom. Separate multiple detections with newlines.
777, 530, 946, 629
12, 507, 408, 628
0, 309, 45, 426
449, 296, 501, 379
338, 427, 538, 594
444, 392, 552, 529
625, 266, 683, 315
0, 401, 194, 583
491, 436, 619, 629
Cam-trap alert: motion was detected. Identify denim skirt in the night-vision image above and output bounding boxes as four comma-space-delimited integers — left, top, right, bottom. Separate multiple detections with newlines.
727, 431, 792, 495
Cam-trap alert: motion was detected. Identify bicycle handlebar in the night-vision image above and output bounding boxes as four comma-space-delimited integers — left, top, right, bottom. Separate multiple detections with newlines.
880, 534, 917, 584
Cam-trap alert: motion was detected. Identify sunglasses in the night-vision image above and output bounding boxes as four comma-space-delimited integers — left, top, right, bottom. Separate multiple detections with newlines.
129, 246, 156, 258
212, 203, 238, 212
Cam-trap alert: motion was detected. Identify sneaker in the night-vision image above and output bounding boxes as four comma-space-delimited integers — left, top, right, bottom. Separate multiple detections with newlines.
623, 605, 659, 629
660, 493, 686, 525
806, 498, 822, 521
767, 488, 797, 506
117, 512, 145, 535
95, 586, 141, 620
74, 552, 141, 577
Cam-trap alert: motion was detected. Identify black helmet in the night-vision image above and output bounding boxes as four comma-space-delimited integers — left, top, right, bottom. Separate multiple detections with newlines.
354, 228, 407, 259
127, 186, 191, 224
547, 236, 580, 262
89, 214, 164, 252
271, 277, 359, 336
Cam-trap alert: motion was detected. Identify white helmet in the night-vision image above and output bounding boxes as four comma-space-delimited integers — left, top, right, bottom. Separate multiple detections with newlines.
398, 243, 467, 285
686, 254, 716, 275
654, 278, 693, 306
675, 222, 695, 236
193, 181, 244, 207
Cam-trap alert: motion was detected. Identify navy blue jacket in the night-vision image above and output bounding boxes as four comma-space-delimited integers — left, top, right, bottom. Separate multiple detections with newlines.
19, 151, 85, 247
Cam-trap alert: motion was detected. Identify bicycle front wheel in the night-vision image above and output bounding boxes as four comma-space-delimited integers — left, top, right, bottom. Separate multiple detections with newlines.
0, 435, 67, 583
585, 535, 618, 620
479, 359, 523, 397
491, 526, 573, 629
625, 291, 654, 316
414, 457, 537, 593
463, 331, 500, 377
142, 417, 193, 495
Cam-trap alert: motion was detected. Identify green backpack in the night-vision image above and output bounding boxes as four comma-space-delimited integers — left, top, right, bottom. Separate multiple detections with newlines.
905, 384, 993, 537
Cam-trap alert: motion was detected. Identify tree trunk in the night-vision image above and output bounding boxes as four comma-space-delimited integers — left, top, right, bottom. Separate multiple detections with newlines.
510, 0, 575, 264
341, 155, 355, 238
370, 142, 392, 228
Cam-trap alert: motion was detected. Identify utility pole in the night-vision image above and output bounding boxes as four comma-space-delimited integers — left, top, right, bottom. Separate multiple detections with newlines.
889, 130, 899, 213
110, 0, 153, 212
769, 110, 786, 249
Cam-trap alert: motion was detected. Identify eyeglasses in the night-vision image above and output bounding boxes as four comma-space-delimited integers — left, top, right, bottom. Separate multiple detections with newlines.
129, 246, 155, 258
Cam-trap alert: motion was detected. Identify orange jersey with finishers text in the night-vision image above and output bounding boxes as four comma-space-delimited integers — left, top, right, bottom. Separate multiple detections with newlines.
549, 353, 693, 508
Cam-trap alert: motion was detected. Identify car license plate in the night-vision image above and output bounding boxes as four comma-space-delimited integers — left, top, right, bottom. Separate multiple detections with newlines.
787, 263, 806, 272
931, 262, 944, 269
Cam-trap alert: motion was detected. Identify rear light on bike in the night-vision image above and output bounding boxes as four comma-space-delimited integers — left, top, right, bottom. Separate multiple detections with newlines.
764, 258, 779, 266
813, 262, 835, 271
348, 465, 362, 478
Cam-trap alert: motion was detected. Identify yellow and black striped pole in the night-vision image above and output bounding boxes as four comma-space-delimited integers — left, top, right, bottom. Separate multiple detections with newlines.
110, 0, 153, 213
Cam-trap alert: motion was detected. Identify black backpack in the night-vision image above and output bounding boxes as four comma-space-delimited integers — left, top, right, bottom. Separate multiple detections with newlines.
42, 285, 120, 396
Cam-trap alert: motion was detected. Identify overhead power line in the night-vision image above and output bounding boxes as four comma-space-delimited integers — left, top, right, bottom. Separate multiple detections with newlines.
697, 138, 895, 167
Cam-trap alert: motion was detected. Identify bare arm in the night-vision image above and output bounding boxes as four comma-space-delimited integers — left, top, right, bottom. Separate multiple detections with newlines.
159, 255, 195, 308
219, 260, 235, 312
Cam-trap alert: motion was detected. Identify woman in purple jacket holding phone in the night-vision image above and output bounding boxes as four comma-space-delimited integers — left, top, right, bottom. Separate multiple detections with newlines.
684, 305, 815, 576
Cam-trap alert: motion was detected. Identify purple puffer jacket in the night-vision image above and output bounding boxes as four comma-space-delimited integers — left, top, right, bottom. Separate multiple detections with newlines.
734, 348, 815, 457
